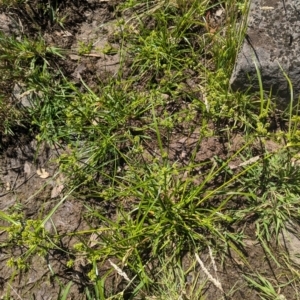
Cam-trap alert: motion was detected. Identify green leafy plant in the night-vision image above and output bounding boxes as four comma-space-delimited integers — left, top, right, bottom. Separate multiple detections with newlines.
0, 193, 72, 270
78, 40, 94, 55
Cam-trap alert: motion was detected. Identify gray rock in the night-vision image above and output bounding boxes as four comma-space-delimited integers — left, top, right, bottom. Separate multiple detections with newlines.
11, 83, 44, 108
0, 13, 20, 36
279, 221, 300, 266
230, 0, 300, 108
11, 83, 33, 108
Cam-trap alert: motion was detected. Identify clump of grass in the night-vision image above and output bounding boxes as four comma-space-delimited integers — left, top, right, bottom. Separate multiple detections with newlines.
0, 0, 67, 28
244, 273, 287, 300
0, 32, 63, 77
0, 31, 64, 137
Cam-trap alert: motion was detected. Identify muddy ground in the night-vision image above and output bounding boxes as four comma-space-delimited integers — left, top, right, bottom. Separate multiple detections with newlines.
0, 0, 300, 299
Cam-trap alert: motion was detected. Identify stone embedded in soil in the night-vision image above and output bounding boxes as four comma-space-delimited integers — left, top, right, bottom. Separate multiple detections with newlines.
11, 83, 35, 108
230, 0, 300, 108
279, 221, 300, 266
0, 13, 21, 35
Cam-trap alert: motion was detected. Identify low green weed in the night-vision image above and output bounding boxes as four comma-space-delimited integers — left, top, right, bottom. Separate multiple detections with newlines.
78, 40, 94, 55
235, 148, 300, 242
0, 193, 71, 271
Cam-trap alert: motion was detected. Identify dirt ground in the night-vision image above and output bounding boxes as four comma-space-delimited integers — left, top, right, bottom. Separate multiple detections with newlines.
0, 0, 300, 299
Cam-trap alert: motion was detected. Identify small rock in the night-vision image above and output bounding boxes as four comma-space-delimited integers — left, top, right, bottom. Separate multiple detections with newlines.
0, 13, 20, 35
11, 83, 34, 108
24, 161, 32, 178
51, 184, 64, 198
279, 221, 300, 265
69, 54, 81, 60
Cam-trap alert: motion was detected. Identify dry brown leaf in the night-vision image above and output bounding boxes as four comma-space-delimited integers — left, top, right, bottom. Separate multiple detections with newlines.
37, 168, 50, 179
